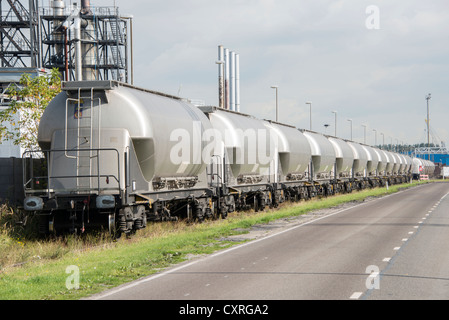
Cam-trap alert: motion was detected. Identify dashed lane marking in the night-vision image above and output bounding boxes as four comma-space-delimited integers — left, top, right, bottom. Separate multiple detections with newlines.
350, 292, 363, 299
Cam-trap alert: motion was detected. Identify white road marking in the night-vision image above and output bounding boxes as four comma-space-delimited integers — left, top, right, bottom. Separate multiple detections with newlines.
350, 292, 363, 299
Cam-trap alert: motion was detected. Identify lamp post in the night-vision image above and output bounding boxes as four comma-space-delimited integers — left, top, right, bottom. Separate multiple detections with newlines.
426, 93, 431, 148
271, 86, 279, 122
380, 132, 385, 149
332, 110, 337, 137
361, 125, 367, 144
426, 93, 431, 161
306, 101, 312, 130
347, 119, 352, 141
373, 129, 377, 146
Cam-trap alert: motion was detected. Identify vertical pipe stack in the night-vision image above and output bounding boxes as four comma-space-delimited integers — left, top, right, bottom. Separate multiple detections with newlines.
217, 45, 224, 109
80, 0, 98, 81
235, 53, 240, 112
218, 45, 240, 111
224, 48, 230, 110
74, 11, 82, 81
51, 0, 65, 79
52, 0, 65, 15
230, 51, 235, 111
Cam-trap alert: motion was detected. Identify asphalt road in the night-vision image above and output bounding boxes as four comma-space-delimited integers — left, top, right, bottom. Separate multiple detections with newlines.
91, 182, 449, 300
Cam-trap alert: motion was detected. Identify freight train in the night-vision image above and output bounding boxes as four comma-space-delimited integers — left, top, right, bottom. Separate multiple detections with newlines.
22, 81, 436, 235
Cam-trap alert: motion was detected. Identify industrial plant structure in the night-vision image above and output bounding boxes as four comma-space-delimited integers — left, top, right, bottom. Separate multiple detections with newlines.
217, 45, 240, 112
0, 0, 133, 204
0, 0, 132, 82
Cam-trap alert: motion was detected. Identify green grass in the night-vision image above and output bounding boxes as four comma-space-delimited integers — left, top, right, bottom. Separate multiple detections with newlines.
0, 180, 437, 300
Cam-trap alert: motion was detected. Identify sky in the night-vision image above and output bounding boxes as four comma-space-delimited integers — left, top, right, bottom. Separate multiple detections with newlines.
81, 0, 448, 147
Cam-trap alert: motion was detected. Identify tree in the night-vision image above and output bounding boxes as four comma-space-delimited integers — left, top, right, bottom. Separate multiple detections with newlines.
0, 68, 61, 151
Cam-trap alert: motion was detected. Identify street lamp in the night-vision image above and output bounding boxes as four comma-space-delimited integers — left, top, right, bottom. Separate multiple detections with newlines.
271, 86, 279, 122
361, 125, 367, 144
306, 101, 312, 130
426, 93, 431, 148
373, 129, 377, 146
380, 132, 385, 149
332, 111, 337, 137
347, 119, 352, 141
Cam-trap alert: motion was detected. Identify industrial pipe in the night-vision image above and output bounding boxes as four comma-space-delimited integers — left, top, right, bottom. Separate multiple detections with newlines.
230, 51, 235, 111
235, 53, 240, 112
81, 0, 91, 14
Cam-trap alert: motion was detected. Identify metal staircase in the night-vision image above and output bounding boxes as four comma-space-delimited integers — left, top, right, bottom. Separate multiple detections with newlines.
0, 0, 39, 68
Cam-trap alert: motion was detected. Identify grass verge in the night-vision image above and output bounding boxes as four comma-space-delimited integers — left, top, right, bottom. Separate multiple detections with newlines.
0, 180, 437, 299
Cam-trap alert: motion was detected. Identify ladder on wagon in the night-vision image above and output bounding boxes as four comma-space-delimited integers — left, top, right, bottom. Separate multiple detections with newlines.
65, 88, 102, 192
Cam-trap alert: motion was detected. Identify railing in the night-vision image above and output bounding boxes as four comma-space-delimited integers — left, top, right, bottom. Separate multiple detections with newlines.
22, 148, 122, 198
39, 6, 119, 17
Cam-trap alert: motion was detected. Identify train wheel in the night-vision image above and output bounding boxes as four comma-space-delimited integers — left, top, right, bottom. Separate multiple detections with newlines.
108, 213, 118, 237
253, 196, 259, 212
38, 215, 53, 235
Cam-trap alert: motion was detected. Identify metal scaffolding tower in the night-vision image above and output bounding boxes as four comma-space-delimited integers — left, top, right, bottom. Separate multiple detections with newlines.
1, 0, 131, 83
0, 0, 40, 68
39, 1, 130, 82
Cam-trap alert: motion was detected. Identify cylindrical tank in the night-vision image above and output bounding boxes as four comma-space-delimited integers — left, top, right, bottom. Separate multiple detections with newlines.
38, 81, 213, 184
204, 107, 275, 179
348, 142, 368, 177
382, 150, 394, 174
424, 160, 435, 176
328, 137, 353, 178
403, 155, 413, 174
390, 152, 401, 174
303, 131, 336, 179
264, 121, 311, 180
375, 148, 387, 175
397, 154, 408, 174
51, 0, 65, 15
51, 0, 66, 78
412, 158, 423, 175
81, 0, 91, 13
362, 145, 379, 176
